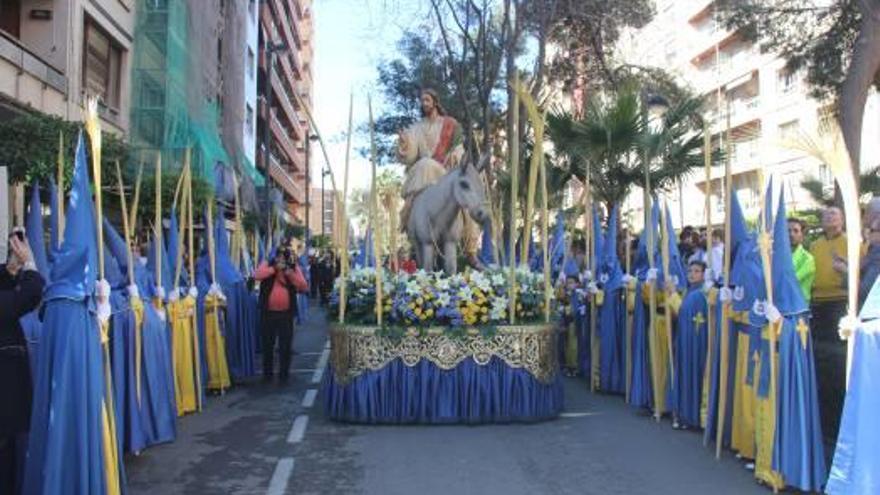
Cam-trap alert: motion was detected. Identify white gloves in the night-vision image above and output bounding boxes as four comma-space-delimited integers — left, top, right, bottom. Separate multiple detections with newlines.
96, 279, 112, 323
127, 284, 140, 299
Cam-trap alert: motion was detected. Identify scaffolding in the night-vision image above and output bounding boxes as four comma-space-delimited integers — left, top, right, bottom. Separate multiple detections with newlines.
130, 0, 229, 181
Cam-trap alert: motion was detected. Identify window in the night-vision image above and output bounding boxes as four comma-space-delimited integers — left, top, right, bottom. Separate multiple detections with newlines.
83, 17, 123, 109
779, 120, 800, 140
247, 48, 255, 79
777, 68, 798, 94
246, 104, 254, 135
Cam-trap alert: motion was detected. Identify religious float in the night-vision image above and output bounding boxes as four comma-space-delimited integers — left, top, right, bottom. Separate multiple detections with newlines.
323, 267, 564, 424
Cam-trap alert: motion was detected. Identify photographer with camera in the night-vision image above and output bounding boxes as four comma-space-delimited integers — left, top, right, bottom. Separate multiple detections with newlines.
254, 245, 308, 384
1, 229, 45, 493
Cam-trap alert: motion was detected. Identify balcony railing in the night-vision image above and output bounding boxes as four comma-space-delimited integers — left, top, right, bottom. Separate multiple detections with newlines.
0, 30, 67, 94
263, 149, 305, 204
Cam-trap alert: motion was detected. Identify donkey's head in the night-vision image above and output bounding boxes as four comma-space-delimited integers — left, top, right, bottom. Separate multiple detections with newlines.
452, 152, 491, 225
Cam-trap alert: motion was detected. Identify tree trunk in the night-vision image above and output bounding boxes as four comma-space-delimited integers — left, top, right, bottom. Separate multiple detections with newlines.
838, 2, 880, 183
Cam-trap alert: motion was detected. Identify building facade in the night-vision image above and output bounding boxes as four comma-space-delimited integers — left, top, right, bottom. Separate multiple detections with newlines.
257, 0, 314, 226
614, 0, 880, 229
0, 0, 135, 135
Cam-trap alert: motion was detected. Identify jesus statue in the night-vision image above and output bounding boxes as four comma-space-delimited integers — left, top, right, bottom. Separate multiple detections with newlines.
398, 89, 480, 265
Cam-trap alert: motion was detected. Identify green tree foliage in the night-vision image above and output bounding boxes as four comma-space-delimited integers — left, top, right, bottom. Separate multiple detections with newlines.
0, 112, 129, 186
546, 86, 709, 214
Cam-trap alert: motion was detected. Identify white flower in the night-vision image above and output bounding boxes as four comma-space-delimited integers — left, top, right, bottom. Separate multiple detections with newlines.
491, 273, 506, 286
405, 280, 421, 296
458, 286, 473, 302
437, 292, 452, 308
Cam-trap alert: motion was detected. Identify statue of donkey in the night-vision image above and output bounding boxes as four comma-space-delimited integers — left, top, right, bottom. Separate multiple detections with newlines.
406, 153, 491, 274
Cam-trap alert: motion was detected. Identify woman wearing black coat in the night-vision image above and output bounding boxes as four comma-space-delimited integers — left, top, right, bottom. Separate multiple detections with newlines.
0, 234, 45, 494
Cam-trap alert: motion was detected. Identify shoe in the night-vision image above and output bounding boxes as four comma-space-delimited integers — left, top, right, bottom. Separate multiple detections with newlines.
744, 462, 755, 471
672, 420, 681, 430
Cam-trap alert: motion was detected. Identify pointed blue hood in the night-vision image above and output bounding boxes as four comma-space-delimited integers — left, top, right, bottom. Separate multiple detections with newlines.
592, 207, 604, 270
772, 194, 808, 315
166, 207, 181, 283
550, 211, 565, 272
27, 183, 50, 279
662, 202, 686, 291
45, 133, 98, 301
147, 227, 174, 296
98, 219, 127, 289
635, 200, 660, 277
763, 175, 774, 233
600, 204, 624, 289
730, 187, 750, 257
103, 217, 130, 277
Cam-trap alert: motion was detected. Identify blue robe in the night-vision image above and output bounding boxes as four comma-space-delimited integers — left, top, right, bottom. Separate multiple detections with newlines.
24, 135, 122, 495
673, 286, 709, 428
826, 320, 880, 494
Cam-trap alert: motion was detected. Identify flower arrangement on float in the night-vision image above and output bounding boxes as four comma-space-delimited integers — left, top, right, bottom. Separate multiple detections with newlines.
329, 267, 553, 332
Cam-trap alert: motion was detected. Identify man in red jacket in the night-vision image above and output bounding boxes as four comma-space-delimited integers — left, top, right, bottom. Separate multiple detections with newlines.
255, 247, 308, 383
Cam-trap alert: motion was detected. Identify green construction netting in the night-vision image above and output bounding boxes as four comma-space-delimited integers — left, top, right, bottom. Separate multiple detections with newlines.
130, 0, 232, 180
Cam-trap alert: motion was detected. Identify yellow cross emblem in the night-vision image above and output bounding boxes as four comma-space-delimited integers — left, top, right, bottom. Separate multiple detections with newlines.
692, 312, 706, 333
796, 318, 810, 350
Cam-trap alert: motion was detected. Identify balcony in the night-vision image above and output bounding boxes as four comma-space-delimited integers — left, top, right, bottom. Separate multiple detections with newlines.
263, 149, 305, 204
270, 112, 298, 163
270, 68, 301, 137
0, 31, 67, 99
269, 0, 301, 51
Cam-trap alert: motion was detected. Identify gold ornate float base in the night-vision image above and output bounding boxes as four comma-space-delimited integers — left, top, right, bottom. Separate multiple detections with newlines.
328, 324, 559, 385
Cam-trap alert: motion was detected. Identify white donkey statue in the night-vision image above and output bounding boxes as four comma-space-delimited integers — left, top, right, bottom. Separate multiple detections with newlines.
406, 153, 491, 274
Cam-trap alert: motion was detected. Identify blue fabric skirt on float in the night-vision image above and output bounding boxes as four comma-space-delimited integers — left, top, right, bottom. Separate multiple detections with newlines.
323, 357, 564, 424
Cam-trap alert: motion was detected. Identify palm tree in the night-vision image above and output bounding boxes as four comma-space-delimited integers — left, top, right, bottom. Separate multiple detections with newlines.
546, 85, 708, 217
800, 165, 880, 208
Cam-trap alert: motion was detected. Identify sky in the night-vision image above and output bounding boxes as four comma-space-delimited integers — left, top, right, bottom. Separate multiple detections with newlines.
311, 0, 430, 195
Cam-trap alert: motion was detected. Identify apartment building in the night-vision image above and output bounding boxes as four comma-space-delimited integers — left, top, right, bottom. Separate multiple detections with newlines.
615, 0, 880, 228
257, 0, 315, 226
0, 0, 135, 135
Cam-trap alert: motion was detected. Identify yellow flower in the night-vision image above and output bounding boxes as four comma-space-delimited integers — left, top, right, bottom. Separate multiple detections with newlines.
481, 315, 489, 323
425, 308, 434, 317
416, 297, 424, 305
481, 307, 488, 314
408, 303, 416, 310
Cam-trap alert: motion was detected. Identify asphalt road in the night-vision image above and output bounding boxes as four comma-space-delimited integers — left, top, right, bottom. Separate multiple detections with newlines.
126, 304, 767, 495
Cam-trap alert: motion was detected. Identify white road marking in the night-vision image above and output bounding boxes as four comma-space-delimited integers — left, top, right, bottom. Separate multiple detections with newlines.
559, 412, 600, 418
266, 458, 294, 495
311, 347, 330, 384
302, 389, 318, 409
287, 415, 309, 444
